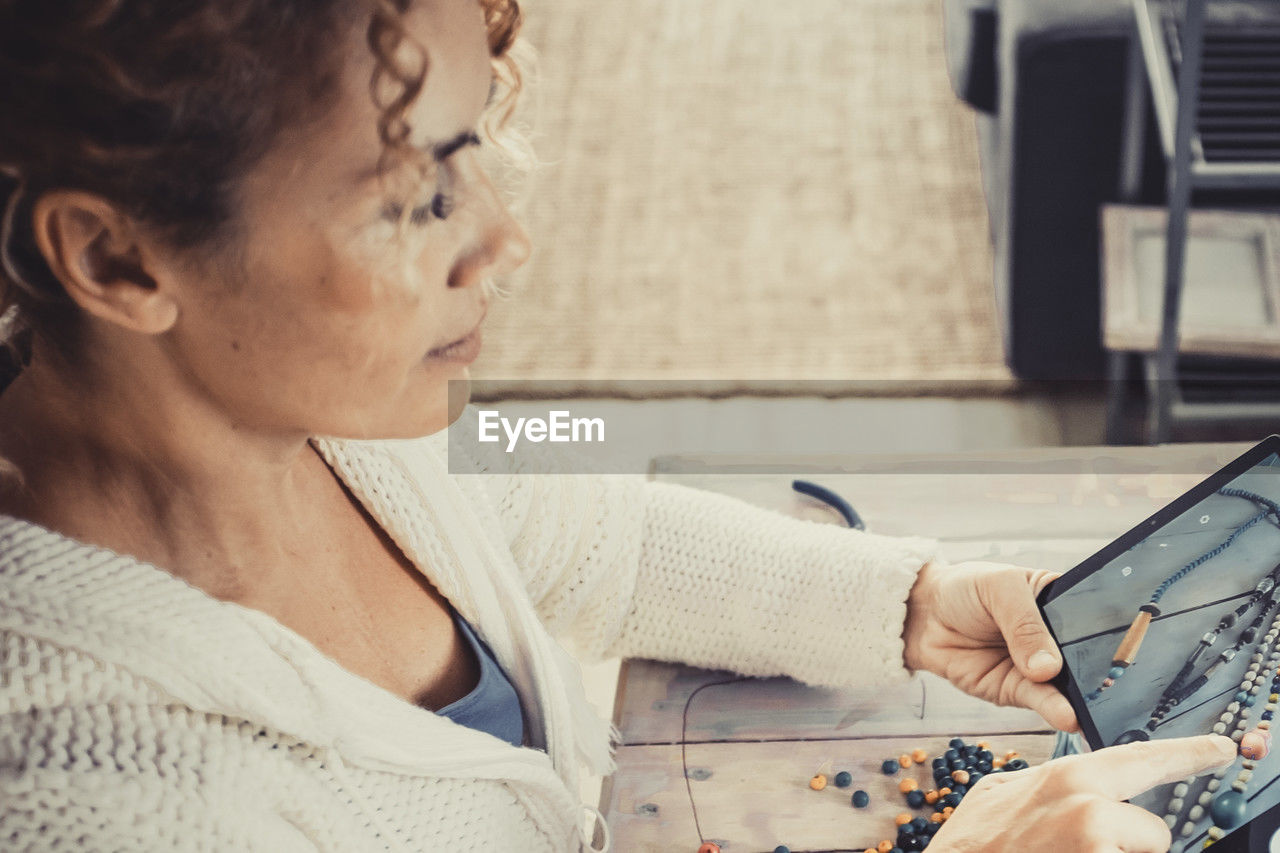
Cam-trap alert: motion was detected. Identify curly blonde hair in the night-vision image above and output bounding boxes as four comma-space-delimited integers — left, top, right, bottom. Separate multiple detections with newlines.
0, 0, 530, 373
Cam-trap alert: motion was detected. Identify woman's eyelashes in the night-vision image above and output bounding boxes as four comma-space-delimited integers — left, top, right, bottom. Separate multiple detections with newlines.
382, 192, 455, 226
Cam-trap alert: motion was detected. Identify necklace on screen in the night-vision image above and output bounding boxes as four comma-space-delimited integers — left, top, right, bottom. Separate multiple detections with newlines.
1086, 488, 1280, 704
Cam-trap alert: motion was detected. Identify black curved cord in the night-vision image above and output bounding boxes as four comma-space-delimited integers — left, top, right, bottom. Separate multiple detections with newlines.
792, 479, 865, 530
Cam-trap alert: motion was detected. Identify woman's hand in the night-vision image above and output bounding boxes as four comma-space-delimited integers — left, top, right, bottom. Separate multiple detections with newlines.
930, 735, 1237, 852
902, 557, 1078, 732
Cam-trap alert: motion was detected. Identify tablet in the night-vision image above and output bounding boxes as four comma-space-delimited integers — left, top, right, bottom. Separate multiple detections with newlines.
1038, 434, 1280, 850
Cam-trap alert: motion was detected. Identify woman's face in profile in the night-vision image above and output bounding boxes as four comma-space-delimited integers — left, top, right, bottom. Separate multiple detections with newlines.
161, 0, 530, 441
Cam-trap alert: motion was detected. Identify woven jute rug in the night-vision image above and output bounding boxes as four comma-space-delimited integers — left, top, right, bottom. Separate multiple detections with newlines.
472, 0, 1017, 397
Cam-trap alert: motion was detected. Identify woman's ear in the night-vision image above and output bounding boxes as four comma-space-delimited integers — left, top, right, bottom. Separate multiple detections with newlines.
30, 190, 179, 335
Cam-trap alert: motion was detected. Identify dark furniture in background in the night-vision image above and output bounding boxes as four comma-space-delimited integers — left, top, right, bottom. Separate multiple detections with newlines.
944, 0, 1155, 382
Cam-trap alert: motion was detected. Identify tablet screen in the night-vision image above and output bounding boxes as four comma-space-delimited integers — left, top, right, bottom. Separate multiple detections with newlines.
1041, 442, 1280, 849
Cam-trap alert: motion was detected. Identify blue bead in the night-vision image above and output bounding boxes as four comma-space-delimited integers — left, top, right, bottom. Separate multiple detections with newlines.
1264, 711, 1274, 721
774, 847, 790, 853
1108, 666, 1125, 679
910, 817, 929, 833
890, 848, 904, 853
1211, 790, 1248, 829
882, 759, 900, 775
852, 790, 870, 808
1112, 729, 1150, 745
1247, 694, 1259, 707
1237, 690, 1250, 703
949, 738, 965, 749
834, 771, 852, 788
906, 789, 925, 808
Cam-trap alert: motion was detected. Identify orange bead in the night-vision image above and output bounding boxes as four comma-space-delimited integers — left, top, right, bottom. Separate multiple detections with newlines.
938, 787, 951, 796
864, 849, 877, 853
809, 774, 827, 791
951, 769, 970, 785
976, 740, 990, 749
925, 790, 939, 804
1005, 751, 1020, 761
898, 754, 912, 768
943, 806, 955, 816
930, 812, 945, 824
899, 778, 918, 793
992, 758, 1006, 769
698, 845, 721, 853
895, 813, 912, 826
878, 842, 894, 853
911, 748, 929, 763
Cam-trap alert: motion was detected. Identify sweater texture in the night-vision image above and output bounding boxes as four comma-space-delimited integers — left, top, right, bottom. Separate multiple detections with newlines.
0, 428, 938, 851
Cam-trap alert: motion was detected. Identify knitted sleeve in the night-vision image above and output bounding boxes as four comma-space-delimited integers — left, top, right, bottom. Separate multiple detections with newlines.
0, 718, 317, 853
482, 465, 940, 690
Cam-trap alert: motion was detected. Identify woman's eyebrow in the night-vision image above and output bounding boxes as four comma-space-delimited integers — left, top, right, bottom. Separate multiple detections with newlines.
425, 129, 482, 163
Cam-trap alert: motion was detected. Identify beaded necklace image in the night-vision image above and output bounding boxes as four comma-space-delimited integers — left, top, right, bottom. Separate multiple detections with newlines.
1086, 488, 1280, 704
1044, 471, 1280, 852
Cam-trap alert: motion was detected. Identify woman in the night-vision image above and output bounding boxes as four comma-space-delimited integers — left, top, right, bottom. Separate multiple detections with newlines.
0, 1, 1239, 850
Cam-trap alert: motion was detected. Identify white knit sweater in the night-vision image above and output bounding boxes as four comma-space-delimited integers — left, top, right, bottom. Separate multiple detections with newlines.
0, 429, 938, 852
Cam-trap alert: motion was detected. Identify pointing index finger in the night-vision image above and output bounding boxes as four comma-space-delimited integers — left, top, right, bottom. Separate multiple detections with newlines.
1082, 735, 1237, 802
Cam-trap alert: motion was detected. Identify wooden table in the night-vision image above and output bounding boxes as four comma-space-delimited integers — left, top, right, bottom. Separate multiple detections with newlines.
598, 441, 1260, 852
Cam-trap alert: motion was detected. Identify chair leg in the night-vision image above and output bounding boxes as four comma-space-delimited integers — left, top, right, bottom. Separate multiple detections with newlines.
1151, 0, 1206, 446
1118, 22, 1148, 204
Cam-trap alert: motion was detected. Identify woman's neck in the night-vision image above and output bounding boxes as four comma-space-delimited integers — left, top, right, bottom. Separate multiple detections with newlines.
0, 349, 337, 600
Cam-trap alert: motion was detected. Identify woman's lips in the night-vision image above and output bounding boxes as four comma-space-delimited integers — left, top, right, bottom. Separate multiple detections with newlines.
426, 325, 483, 364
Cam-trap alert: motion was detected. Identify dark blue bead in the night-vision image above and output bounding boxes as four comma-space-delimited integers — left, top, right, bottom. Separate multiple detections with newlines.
834, 771, 852, 788
919, 836, 931, 848
949, 759, 966, 771
961, 745, 979, 757
1111, 729, 1150, 745
951, 784, 967, 796
902, 839, 923, 852
882, 759, 900, 775
890, 848, 904, 853
976, 760, 992, 773
942, 793, 962, 808
922, 822, 939, 835
1211, 790, 1248, 829
932, 757, 946, 770
852, 790, 870, 808
977, 749, 993, 762
1006, 759, 1029, 771
949, 738, 965, 749
910, 817, 928, 833
967, 772, 984, 787
943, 749, 959, 761
906, 789, 925, 808
774, 847, 790, 853
1264, 711, 1274, 721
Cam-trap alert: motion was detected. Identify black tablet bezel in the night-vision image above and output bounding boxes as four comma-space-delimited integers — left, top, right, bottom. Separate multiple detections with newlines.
1036, 433, 1280, 754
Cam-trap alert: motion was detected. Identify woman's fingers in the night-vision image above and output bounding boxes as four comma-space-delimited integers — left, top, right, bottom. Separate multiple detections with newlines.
1009, 674, 1079, 732
984, 569, 1063, 682
1063, 735, 1236, 803
1087, 800, 1173, 853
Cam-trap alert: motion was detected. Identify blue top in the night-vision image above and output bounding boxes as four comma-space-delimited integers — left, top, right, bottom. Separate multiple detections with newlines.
434, 609, 525, 748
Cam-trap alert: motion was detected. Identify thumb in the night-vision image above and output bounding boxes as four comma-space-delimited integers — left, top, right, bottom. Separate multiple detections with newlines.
990, 571, 1062, 681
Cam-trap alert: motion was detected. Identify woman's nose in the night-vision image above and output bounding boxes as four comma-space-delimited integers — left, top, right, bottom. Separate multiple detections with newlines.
447, 166, 532, 290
